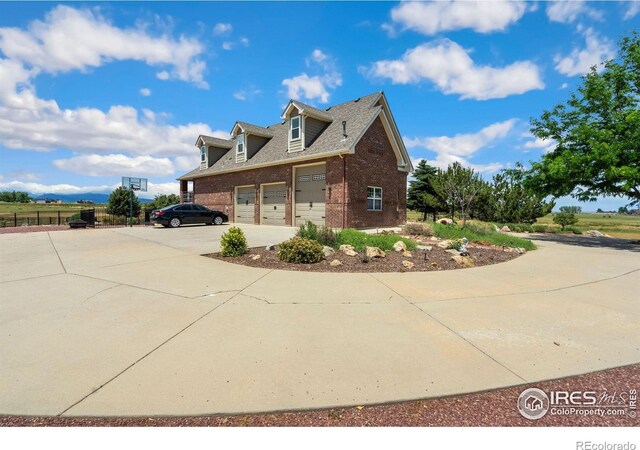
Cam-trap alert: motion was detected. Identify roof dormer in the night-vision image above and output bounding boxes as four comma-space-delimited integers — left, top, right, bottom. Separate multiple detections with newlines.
195, 135, 233, 170
281, 100, 333, 153
230, 121, 273, 163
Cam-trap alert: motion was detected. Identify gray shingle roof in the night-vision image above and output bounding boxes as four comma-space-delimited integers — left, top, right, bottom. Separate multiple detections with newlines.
233, 121, 274, 138
179, 92, 384, 180
196, 135, 234, 149
285, 100, 334, 122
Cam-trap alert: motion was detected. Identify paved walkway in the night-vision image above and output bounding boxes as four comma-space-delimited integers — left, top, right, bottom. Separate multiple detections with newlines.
0, 225, 638, 416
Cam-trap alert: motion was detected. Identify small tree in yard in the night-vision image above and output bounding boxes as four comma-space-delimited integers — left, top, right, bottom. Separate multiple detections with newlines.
147, 193, 180, 210
432, 162, 485, 227
407, 160, 447, 221
106, 187, 141, 217
221, 227, 248, 257
553, 206, 579, 230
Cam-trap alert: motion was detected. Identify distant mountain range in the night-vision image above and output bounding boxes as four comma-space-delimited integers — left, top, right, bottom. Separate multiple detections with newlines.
33, 193, 153, 204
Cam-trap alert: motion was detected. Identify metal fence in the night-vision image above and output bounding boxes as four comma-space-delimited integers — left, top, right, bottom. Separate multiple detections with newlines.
0, 207, 154, 228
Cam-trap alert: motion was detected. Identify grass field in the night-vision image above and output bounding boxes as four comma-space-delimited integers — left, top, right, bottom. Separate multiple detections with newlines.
0, 202, 97, 214
407, 211, 640, 239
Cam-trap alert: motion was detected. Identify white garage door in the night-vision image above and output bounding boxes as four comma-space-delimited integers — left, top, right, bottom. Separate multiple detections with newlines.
295, 164, 326, 226
262, 183, 286, 226
235, 186, 255, 224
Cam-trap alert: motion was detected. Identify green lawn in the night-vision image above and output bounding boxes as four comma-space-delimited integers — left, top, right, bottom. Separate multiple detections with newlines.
0, 202, 97, 214
535, 213, 640, 238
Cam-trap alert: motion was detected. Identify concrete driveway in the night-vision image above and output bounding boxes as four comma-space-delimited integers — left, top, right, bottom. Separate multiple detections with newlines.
0, 225, 638, 416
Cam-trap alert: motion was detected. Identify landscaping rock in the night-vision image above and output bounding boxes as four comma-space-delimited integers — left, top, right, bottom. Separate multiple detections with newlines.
500, 226, 511, 233
511, 247, 526, 254
437, 240, 453, 249
445, 249, 460, 255
416, 245, 433, 251
265, 244, 276, 251
339, 244, 358, 257
402, 250, 413, 258
323, 246, 335, 257
438, 218, 454, 225
329, 259, 342, 267
402, 260, 415, 269
251, 254, 261, 261
365, 246, 386, 258
585, 230, 604, 237
452, 255, 474, 268
393, 241, 407, 252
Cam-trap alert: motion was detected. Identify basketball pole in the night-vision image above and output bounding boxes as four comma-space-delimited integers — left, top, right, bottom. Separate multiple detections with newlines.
129, 188, 133, 227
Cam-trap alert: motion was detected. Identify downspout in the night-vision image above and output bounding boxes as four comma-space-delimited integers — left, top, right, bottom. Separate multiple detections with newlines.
342, 155, 346, 229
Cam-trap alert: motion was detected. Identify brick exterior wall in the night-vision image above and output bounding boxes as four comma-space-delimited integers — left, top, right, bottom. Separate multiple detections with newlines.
190, 116, 408, 228
344, 116, 407, 228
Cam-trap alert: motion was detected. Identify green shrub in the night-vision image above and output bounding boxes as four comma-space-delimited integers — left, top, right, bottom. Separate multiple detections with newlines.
553, 212, 578, 230
221, 226, 248, 257
501, 223, 534, 233
533, 224, 555, 233
403, 222, 434, 236
278, 237, 324, 264
463, 221, 496, 234
337, 228, 416, 252
563, 226, 583, 234
447, 239, 464, 251
297, 221, 338, 247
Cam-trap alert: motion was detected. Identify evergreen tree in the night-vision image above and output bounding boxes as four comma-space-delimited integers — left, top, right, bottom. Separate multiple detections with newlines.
407, 160, 446, 221
106, 187, 141, 217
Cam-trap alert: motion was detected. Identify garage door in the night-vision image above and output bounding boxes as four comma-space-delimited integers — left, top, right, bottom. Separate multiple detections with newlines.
262, 183, 286, 226
235, 186, 255, 224
295, 164, 326, 226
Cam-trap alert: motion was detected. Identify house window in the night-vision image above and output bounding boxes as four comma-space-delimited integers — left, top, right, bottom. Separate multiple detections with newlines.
367, 186, 382, 211
236, 133, 245, 155
200, 146, 207, 162
290, 115, 301, 141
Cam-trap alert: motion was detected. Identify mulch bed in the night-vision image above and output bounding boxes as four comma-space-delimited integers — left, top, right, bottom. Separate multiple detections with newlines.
2, 364, 637, 427
206, 242, 520, 273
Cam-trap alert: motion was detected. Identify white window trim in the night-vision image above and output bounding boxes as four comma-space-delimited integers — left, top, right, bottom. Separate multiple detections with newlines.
200, 146, 207, 170
236, 133, 246, 163
290, 115, 301, 142
367, 186, 383, 211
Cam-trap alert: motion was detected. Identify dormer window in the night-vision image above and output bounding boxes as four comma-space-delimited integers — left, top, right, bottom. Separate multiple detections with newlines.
236, 133, 246, 162
290, 116, 301, 141
200, 145, 207, 169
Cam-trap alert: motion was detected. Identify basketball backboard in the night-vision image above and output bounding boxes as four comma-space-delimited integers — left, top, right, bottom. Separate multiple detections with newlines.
122, 177, 148, 192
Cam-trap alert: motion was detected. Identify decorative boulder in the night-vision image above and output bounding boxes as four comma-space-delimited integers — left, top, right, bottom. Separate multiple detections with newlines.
452, 255, 474, 268
402, 260, 415, 269
329, 259, 342, 267
251, 254, 261, 261
365, 246, 386, 258
323, 246, 336, 257
339, 244, 358, 257
438, 218, 454, 225
500, 226, 511, 233
402, 250, 413, 258
437, 240, 452, 249
511, 247, 526, 254
417, 245, 433, 251
393, 241, 407, 252
585, 230, 604, 237
445, 249, 460, 255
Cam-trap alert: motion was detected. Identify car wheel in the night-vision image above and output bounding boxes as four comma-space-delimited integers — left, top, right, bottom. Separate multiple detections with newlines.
213, 216, 224, 225
169, 217, 181, 228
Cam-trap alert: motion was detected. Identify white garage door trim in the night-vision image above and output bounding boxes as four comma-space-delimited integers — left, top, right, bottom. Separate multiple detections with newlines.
293, 163, 326, 227
234, 184, 255, 224
260, 182, 287, 226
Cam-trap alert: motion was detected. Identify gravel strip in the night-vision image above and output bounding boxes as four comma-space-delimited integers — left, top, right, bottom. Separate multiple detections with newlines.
2, 364, 637, 427
0, 225, 74, 234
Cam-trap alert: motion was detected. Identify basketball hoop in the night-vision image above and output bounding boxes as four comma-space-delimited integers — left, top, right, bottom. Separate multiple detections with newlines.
122, 177, 148, 192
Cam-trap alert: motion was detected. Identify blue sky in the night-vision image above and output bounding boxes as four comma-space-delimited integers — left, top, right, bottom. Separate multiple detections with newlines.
0, 1, 638, 210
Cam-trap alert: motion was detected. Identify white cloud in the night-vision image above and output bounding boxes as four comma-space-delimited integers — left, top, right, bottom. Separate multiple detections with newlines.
362, 40, 543, 100
624, 2, 640, 20
404, 119, 516, 173
560, 82, 568, 89
389, 0, 528, 36
554, 28, 614, 76
53, 154, 176, 177
213, 23, 233, 36
522, 134, 557, 154
233, 87, 261, 101
546, 1, 603, 23
0, 180, 179, 197
139, 88, 151, 96
0, 5, 208, 88
239, 37, 250, 47
222, 41, 234, 51
282, 49, 342, 103
156, 70, 169, 80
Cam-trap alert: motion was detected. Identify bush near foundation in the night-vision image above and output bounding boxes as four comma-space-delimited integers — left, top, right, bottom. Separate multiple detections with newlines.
278, 237, 324, 264
221, 227, 248, 257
